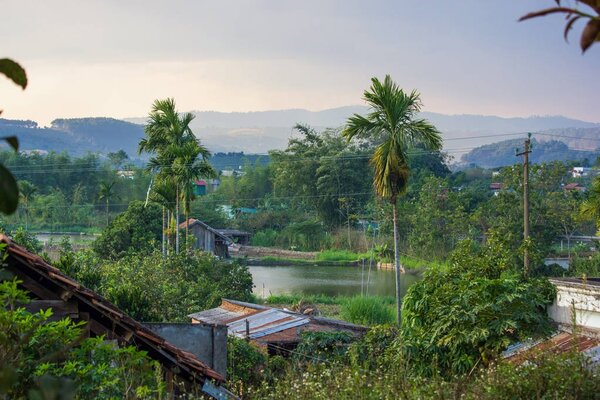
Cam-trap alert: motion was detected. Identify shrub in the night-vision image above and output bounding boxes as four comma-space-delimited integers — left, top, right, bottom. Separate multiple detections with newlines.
92, 201, 162, 260
340, 296, 395, 326
294, 331, 355, 363
0, 266, 164, 399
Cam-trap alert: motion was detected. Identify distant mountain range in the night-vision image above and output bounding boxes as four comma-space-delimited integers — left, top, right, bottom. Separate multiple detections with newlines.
1, 107, 598, 167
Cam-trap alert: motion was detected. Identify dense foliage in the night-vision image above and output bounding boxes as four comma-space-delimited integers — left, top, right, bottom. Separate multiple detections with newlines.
400, 237, 556, 376
92, 201, 162, 259
0, 267, 164, 399
60, 248, 253, 322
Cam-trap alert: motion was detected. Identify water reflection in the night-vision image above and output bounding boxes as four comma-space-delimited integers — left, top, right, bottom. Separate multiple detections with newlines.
249, 265, 421, 298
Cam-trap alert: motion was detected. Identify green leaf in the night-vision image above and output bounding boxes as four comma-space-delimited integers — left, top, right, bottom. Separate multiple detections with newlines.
0, 58, 27, 89
0, 163, 19, 214
1, 136, 18, 151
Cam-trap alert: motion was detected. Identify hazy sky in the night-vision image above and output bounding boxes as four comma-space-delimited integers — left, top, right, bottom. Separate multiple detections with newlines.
1, 0, 599, 125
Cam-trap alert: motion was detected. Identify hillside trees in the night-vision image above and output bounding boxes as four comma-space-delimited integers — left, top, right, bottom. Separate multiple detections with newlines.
270, 124, 372, 228
343, 75, 442, 323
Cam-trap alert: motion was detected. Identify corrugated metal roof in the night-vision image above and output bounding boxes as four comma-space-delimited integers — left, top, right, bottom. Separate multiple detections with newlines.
189, 299, 370, 344
227, 308, 309, 339
504, 331, 600, 366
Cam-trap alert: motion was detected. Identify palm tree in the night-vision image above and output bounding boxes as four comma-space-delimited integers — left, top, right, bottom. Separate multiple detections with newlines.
18, 180, 37, 229
171, 140, 215, 251
343, 75, 442, 324
581, 176, 600, 234
98, 181, 119, 227
139, 98, 213, 254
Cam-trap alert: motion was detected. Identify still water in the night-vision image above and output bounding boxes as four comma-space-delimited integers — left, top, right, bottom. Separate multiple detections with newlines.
249, 265, 422, 298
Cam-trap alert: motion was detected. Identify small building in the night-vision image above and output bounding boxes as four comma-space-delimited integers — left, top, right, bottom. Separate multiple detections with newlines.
189, 299, 368, 354
489, 182, 503, 196
193, 180, 207, 196
180, 218, 231, 257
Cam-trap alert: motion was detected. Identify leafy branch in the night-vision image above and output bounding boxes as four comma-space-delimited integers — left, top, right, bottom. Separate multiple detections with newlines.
519, 0, 600, 53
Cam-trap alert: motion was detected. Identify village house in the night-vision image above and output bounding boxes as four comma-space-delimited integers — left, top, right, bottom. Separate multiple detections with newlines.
0, 235, 235, 399
180, 218, 253, 256
563, 182, 586, 192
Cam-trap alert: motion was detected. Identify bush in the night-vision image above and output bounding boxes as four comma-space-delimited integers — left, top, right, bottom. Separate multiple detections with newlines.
340, 296, 395, 326
569, 253, 600, 277
58, 250, 254, 322
250, 229, 278, 247
399, 237, 556, 376
294, 331, 355, 363
93, 201, 162, 260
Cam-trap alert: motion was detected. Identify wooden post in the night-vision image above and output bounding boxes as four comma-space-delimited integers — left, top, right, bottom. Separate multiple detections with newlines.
517, 134, 532, 277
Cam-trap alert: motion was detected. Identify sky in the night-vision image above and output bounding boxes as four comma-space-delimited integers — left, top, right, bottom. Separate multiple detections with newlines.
1, 0, 599, 125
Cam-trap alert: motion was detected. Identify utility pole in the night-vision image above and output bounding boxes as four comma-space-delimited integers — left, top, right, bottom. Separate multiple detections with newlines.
516, 133, 532, 277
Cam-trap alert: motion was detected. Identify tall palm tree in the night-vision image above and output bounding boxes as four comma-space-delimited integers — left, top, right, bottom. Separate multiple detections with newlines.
581, 176, 600, 234
139, 98, 212, 254
343, 75, 442, 324
172, 140, 215, 251
18, 180, 37, 230
98, 181, 119, 227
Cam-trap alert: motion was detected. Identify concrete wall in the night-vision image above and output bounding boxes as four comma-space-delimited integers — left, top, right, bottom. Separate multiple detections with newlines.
144, 322, 227, 378
548, 279, 600, 332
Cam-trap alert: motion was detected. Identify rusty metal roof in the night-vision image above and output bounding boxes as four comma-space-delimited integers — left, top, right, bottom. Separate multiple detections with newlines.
503, 331, 600, 365
0, 235, 225, 385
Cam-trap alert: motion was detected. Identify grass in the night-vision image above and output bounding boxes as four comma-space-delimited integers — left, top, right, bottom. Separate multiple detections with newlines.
340, 296, 396, 325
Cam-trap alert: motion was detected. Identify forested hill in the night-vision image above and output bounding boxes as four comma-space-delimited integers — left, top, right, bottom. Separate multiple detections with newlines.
0, 118, 144, 156
2, 111, 599, 156
461, 138, 599, 168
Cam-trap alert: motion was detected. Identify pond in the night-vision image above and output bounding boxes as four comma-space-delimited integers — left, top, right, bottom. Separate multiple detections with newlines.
249, 264, 422, 298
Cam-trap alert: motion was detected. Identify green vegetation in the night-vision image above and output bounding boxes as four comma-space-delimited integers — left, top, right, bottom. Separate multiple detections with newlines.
0, 261, 164, 399
340, 296, 395, 325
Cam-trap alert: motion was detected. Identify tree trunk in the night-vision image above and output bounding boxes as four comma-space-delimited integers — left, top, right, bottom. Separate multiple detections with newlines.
167, 211, 171, 256
162, 206, 166, 257
393, 202, 401, 325
175, 184, 180, 254
106, 199, 109, 227
185, 205, 189, 253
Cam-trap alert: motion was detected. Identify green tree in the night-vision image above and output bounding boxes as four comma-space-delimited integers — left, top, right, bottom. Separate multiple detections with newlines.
139, 98, 214, 254
93, 201, 162, 260
98, 181, 119, 227
18, 180, 37, 230
343, 75, 442, 323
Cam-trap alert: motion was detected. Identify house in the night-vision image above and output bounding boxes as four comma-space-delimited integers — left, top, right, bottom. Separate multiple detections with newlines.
0, 235, 235, 399
563, 182, 586, 192
189, 299, 368, 355
489, 182, 503, 196
503, 278, 600, 366
180, 218, 231, 257
193, 180, 207, 196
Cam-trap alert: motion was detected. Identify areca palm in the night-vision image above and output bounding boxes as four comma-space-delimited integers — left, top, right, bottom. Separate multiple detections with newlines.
139, 98, 213, 254
171, 140, 215, 251
98, 181, 119, 227
343, 75, 442, 324
18, 180, 37, 229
